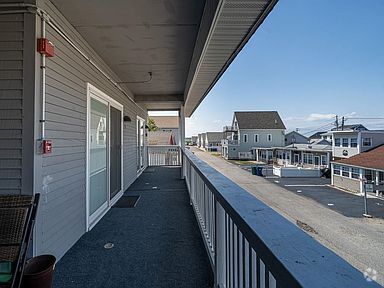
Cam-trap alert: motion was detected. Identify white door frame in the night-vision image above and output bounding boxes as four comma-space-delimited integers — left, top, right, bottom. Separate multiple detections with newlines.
86, 83, 124, 231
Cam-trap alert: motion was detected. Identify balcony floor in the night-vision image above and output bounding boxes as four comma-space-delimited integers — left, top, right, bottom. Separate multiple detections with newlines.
53, 166, 213, 288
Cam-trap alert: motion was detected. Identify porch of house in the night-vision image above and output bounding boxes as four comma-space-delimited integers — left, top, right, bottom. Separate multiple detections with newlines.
53, 166, 213, 288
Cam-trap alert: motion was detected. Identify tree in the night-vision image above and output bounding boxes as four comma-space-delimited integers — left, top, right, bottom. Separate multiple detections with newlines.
147, 117, 158, 131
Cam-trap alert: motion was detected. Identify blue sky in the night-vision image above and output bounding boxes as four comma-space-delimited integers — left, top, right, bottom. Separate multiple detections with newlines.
185, 0, 384, 137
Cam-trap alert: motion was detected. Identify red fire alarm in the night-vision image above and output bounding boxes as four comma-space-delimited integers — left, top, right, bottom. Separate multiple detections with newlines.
37, 38, 54, 57
42, 140, 52, 154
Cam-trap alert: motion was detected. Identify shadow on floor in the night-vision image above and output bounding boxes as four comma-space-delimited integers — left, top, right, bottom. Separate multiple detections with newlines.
53, 166, 213, 288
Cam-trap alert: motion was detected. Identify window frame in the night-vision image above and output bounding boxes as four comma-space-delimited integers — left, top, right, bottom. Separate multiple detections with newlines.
362, 138, 372, 147
342, 138, 349, 147
254, 134, 259, 143
335, 138, 341, 147
342, 166, 350, 177
350, 138, 358, 148
243, 134, 248, 143
351, 168, 359, 179
334, 164, 341, 175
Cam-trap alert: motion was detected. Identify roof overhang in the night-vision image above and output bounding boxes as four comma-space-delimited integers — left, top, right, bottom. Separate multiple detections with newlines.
48, 0, 277, 115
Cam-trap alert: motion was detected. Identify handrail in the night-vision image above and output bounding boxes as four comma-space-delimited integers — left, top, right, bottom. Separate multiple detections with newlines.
148, 145, 181, 166
182, 149, 380, 288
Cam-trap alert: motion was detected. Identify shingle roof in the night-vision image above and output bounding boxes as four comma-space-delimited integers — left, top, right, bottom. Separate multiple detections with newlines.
205, 132, 223, 142
150, 116, 179, 129
308, 131, 327, 139
334, 144, 384, 171
147, 131, 175, 145
234, 111, 286, 129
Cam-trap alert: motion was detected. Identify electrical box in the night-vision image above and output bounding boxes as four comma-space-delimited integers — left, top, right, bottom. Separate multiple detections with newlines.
37, 38, 54, 57
42, 140, 52, 154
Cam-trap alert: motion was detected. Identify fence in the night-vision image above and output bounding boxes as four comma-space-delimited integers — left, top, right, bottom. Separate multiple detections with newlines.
147, 145, 181, 166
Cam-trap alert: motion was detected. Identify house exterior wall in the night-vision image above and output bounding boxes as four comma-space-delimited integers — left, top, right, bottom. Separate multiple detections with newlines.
32, 0, 147, 261
0, 9, 36, 196
238, 129, 284, 152
332, 175, 360, 193
333, 131, 384, 159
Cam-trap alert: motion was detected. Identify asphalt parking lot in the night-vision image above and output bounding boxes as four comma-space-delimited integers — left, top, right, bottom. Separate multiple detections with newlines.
264, 176, 384, 219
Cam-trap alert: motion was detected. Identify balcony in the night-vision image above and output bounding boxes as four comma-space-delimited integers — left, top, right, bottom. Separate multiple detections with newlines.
53, 147, 380, 288
222, 139, 240, 146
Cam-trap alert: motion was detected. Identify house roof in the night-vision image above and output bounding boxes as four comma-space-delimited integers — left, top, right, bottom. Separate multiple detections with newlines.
308, 131, 327, 139
150, 116, 179, 129
233, 111, 286, 130
330, 124, 367, 131
205, 132, 223, 142
334, 144, 384, 171
281, 143, 332, 153
147, 131, 175, 145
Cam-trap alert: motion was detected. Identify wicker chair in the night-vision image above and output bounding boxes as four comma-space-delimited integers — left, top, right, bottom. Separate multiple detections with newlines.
0, 194, 40, 288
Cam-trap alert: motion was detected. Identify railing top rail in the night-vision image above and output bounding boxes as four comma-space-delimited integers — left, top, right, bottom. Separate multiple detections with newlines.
183, 149, 380, 288
147, 145, 179, 147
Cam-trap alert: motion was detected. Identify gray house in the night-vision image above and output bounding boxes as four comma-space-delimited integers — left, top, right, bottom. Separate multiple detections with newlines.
285, 131, 309, 145
222, 111, 286, 160
204, 132, 223, 152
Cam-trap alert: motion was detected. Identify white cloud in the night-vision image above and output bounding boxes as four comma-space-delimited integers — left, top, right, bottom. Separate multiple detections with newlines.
306, 113, 336, 121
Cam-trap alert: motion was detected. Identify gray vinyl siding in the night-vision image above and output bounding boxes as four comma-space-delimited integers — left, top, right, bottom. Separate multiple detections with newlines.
0, 11, 35, 196
34, 0, 147, 260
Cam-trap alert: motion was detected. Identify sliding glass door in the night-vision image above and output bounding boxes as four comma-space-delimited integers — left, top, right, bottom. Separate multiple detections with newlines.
88, 84, 123, 228
89, 97, 109, 222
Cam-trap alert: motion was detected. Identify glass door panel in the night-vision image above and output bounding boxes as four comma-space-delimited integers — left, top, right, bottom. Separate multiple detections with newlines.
89, 98, 108, 217
110, 106, 121, 199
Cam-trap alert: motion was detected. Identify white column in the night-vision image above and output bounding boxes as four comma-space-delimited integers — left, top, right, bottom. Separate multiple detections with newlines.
331, 163, 334, 185
359, 168, 364, 194
375, 170, 380, 196
179, 106, 185, 179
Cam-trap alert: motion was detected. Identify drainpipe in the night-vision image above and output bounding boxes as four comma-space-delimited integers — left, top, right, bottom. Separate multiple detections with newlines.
40, 14, 47, 139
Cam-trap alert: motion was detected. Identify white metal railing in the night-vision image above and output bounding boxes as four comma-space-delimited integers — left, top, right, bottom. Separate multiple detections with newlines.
148, 145, 181, 166
183, 149, 380, 288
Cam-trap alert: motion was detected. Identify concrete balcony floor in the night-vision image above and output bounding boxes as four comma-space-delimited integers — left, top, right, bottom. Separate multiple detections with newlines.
53, 166, 213, 288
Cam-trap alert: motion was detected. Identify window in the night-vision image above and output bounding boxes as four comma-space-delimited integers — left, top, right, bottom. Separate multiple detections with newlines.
350, 138, 357, 147
243, 134, 248, 143
307, 154, 313, 164
254, 134, 259, 143
303, 153, 308, 164
334, 165, 341, 175
365, 169, 373, 181
321, 155, 327, 165
335, 138, 341, 146
379, 172, 384, 182
362, 138, 372, 147
342, 166, 350, 177
351, 168, 359, 179
342, 138, 349, 147
267, 134, 272, 142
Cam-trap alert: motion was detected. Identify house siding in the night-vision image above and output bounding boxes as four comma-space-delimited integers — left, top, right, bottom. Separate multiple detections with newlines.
34, 0, 147, 260
0, 10, 35, 196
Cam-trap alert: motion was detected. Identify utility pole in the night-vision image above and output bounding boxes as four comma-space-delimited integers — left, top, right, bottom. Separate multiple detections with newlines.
341, 116, 345, 131
335, 115, 339, 130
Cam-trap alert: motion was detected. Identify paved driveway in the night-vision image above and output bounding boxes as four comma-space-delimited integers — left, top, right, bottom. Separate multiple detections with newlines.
264, 177, 384, 219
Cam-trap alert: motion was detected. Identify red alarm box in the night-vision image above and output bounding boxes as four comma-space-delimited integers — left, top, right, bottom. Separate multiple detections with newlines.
42, 140, 52, 154
37, 38, 54, 57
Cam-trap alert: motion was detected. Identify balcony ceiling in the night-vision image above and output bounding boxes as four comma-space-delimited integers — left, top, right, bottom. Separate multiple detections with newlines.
50, 0, 277, 116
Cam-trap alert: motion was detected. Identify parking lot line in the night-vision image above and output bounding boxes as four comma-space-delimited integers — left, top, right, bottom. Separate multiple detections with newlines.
284, 184, 327, 187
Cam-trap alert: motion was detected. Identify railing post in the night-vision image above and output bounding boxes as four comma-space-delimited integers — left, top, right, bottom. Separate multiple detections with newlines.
179, 105, 185, 179
215, 201, 226, 287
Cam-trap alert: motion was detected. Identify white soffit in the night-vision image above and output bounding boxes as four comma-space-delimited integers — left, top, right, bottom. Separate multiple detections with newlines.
184, 0, 277, 117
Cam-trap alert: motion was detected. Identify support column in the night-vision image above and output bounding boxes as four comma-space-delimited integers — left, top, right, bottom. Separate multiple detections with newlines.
179, 106, 185, 179
375, 170, 379, 196
359, 168, 364, 195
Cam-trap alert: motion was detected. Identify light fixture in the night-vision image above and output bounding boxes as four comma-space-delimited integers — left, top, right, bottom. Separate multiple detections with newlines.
123, 116, 132, 122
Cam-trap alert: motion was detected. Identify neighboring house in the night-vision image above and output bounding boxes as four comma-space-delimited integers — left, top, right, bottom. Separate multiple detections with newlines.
308, 131, 327, 142
331, 130, 384, 160
200, 133, 207, 149
150, 116, 180, 145
191, 136, 198, 146
148, 131, 175, 145
331, 145, 384, 195
197, 134, 202, 147
285, 131, 309, 145
256, 139, 332, 168
204, 132, 223, 152
222, 111, 286, 160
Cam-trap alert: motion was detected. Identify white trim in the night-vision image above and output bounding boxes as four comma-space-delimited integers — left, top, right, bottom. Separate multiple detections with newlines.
86, 83, 124, 231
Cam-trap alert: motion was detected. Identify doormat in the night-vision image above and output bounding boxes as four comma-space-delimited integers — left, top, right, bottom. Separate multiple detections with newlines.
113, 196, 140, 208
